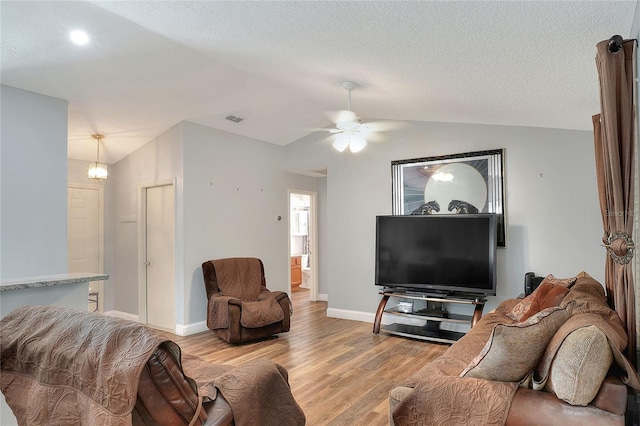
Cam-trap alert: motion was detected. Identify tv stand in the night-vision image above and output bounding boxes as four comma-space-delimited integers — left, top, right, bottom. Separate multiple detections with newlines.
373, 290, 486, 344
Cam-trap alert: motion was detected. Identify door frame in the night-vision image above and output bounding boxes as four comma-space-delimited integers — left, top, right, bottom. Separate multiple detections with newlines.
288, 190, 319, 301
68, 183, 104, 312
137, 180, 176, 329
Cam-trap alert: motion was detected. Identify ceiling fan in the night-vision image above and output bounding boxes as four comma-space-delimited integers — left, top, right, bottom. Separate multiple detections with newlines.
326, 81, 397, 153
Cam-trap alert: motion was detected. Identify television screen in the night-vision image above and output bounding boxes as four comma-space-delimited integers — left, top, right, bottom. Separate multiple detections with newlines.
375, 214, 497, 296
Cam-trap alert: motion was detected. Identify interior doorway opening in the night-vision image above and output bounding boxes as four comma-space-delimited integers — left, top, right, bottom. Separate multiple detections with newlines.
67, 184, 104, 313
289, 190, 318, 301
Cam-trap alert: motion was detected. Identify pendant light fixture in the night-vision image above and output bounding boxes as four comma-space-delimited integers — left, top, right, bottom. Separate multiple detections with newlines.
87, 134, 108, 180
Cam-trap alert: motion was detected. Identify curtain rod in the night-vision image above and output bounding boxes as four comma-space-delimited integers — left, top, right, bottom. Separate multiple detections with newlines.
608, 35, 638, 53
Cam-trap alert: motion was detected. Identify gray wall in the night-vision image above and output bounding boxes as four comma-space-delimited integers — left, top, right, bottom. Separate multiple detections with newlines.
110, 123, 185, 316
182, 122, 318, 325
109, 121, 318, 328
0, 86, 68, 280
316, 177, 328, 296
284, 121, 603, 315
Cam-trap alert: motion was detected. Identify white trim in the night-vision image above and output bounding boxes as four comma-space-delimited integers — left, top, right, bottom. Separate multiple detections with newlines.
138, 180, 177, 328
175, 321, 208, 336
103, 310, 139, 322
326, 307, 377, 323
316, 293, 328, 302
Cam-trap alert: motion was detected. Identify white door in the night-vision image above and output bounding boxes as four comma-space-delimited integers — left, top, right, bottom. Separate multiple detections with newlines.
145, 184, 175, 331
68, 186, 103, 312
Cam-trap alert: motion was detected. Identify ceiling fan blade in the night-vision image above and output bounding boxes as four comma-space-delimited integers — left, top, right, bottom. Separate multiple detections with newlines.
359, 120, 407, 133
302, 126, 341, 133
324, 110, 358, 124
361, 132, 386, 143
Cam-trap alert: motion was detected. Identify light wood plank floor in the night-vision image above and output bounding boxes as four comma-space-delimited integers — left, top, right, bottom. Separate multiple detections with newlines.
168, 289, 448, 426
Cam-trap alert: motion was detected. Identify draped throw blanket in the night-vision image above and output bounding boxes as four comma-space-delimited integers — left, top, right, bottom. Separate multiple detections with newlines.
393, 305, 521, 425
1, 306, 306, 426
183, 355, 306, 426
534, 274, 640, 390
207, 293, 285, 329
0, 306, 168, 425
593, 37, 637, 367
393, 275, 640, 425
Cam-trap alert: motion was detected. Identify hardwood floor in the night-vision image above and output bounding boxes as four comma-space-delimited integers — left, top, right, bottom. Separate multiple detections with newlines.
168, 289, 448, 426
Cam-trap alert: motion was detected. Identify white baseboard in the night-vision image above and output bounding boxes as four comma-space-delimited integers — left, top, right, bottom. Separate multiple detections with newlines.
326, 307, 377, 323
104, 311, 208, 336
103, 310, 139, 322
316, 293, 328, 302
175, 321, 208, 336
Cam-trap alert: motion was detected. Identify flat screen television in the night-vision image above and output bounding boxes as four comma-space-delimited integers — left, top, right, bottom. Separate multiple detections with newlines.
375, 214, 497, 296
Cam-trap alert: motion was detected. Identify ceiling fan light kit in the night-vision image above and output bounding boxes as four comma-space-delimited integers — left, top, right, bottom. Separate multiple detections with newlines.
332, 132, 366, 153
331, 81, 368, 153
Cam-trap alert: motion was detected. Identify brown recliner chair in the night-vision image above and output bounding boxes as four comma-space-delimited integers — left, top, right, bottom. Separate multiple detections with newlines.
202, 257, 292, 344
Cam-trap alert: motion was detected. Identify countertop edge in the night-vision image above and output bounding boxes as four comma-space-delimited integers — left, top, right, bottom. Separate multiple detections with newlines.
0, 273, 109, 292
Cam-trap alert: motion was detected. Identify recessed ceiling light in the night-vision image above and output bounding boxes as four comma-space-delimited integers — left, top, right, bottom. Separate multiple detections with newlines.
70, 30, 89, 46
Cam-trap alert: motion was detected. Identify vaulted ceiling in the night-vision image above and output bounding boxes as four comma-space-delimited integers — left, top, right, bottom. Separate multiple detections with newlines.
1, 1, 637, 164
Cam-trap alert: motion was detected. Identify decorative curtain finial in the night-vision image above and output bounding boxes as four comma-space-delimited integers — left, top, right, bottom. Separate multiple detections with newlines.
603, 231, 635, 264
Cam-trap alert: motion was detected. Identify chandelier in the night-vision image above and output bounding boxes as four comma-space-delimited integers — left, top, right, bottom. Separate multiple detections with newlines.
87, 134, 108, 180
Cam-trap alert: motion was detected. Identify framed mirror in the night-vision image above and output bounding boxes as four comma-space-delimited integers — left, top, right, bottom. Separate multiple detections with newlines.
392, 149, 506, 247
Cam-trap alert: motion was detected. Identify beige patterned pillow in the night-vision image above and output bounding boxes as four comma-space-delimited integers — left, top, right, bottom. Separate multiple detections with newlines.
546, 325, 613, 406
460, 305, 571, 382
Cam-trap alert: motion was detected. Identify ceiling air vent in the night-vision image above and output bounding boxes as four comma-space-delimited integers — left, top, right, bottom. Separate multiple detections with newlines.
225, 115, 244, 123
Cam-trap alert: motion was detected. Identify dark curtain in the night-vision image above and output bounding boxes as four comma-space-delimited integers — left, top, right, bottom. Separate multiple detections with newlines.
593, 38, 636, 367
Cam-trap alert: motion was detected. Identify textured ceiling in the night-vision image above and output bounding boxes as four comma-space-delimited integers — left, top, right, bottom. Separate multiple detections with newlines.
1, 1, 637, 164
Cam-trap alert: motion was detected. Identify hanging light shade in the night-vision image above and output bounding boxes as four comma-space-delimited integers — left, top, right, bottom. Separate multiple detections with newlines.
88, 134, 108, 180
332, 133, 350, 152
332, 132, 367, 153
348, 133, 367, 153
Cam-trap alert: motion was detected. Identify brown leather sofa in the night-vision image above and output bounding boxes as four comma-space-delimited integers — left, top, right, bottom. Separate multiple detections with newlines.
202, 257, 292, 344
133, 341, 233, 425
390, 375, 627, 425
389, 272, 640, 425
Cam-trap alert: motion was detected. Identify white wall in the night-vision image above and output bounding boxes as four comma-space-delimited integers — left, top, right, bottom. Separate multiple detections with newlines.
284, 121, 603, 316
182, 122, 318, 325
0, 86, 68, 279
110, 123, 184, 316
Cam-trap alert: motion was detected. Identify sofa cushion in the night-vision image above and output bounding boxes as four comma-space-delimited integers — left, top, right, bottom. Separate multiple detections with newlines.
545, 325, 613, 406
508, 275, 574, 322
460, 305, 571, 382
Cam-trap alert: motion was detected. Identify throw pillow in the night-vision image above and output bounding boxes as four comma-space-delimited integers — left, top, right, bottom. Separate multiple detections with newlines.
507, 275, 573, 322
546, 325, 613, 406
460, 305, 571, 382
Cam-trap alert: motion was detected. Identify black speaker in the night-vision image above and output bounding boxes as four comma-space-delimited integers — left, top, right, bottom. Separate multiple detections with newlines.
524, 272, 535, 296
524, 272, 544, 296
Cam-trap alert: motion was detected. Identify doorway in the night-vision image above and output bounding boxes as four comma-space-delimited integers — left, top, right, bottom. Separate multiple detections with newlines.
289, 191, 318, 301
138, 181, 175, 332
67, 184, 104, 312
